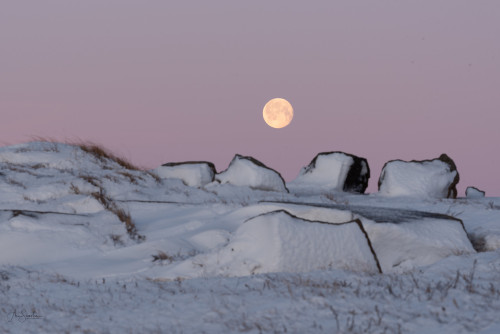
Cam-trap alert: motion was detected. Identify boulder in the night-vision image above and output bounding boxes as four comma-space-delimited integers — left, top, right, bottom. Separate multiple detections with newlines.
259, 203, 474, 273
466, 186, 485, 199
360, 216, 474, 272
288, 151, 370, 193
378, 154, 459, 198
215, 154, 288, 192
154, 161, 216, 187
203, 210, 382, 275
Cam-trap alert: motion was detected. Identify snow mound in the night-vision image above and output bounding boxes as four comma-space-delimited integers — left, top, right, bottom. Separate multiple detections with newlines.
0, 210, 133, 269
154, 161, 216, 187
0, 141, 135, 171
215, 154, 288, 192
361, 217, 475, 272
165, 210, 381, 278
378, 154, 459, 198
289, 151, 369, 194
466, 186, 486, 199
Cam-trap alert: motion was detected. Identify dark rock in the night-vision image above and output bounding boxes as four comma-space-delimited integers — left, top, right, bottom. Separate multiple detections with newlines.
291, 151, 370, 194
437, 154, 460, 198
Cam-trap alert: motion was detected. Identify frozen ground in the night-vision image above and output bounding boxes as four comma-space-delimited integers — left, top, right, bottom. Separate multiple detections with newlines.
1, 142, 500, 333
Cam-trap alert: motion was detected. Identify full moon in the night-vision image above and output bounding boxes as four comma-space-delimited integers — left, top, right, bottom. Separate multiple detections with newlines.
263, 98, 294, 129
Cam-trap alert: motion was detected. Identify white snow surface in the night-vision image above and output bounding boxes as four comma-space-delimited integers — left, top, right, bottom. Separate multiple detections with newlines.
153, 162, 214, 187
215, 154, 287, 192
378, 159, 457, 198
288, 152, 354, 192
1, 142, 500, 333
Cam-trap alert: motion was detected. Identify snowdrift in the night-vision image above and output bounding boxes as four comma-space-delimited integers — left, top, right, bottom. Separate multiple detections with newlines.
154, 161, 216, 187
0, 141, 165, 206
378, 154, 459, 198
289, 151, 369, 194
216, 154, 288, 192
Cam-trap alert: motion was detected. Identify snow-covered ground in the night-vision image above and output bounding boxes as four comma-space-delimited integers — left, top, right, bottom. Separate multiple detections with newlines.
1, 142, 500, 333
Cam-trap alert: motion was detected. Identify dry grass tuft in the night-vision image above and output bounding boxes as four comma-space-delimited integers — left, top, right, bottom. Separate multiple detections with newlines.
91, 190, 109, 207
77, 142, 138, 170
79, 174, 100, 188
6, 178, 26, 189
109, 205, 144, 241
110, 234, 125, 246
69, 183, 81, 195
29, 137, 139, 170
146, 171, 162, 184
29, 136, 60, 152
77, 177, 145, 242
118, 171, 140, 184
152, 251, 174, 263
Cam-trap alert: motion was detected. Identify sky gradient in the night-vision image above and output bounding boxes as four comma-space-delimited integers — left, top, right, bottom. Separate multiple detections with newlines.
1, 1, 499, 195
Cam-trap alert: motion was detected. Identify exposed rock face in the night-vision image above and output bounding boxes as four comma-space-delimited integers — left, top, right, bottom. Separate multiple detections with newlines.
154, 161, 216, 187
378, 154, 460, 198
466, 186, 485, 199
289, 151, 370, 193
215, 154, 288, 192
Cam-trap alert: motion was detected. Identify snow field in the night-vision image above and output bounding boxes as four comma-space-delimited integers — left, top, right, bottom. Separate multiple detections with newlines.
1, 141, 500, 333
2, 252, 500, 334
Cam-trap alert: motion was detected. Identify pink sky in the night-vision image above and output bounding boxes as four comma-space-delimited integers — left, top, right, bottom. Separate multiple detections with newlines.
1, 1, 499, 196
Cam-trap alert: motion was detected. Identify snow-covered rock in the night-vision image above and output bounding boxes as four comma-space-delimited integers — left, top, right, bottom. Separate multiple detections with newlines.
215, 154, 288, 192
378, 154, 460, 198
466, 186, 486, 199
251, 203, 475, 273
360, 217, 475, 272
288, 151, 370, 193
169, 210, 381, 277
224, 210, 381, 274
154, 161, 216, 187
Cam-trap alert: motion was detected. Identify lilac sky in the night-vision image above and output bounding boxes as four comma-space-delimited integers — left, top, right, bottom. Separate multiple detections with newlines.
1, 1, 499, 195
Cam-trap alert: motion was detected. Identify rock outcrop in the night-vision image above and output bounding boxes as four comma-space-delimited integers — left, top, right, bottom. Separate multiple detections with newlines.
466, 186, 485, 199
378, 154, 459, 198
288, 151, 370, 193
215, 154, 288, 192
154, 161, 216, 187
